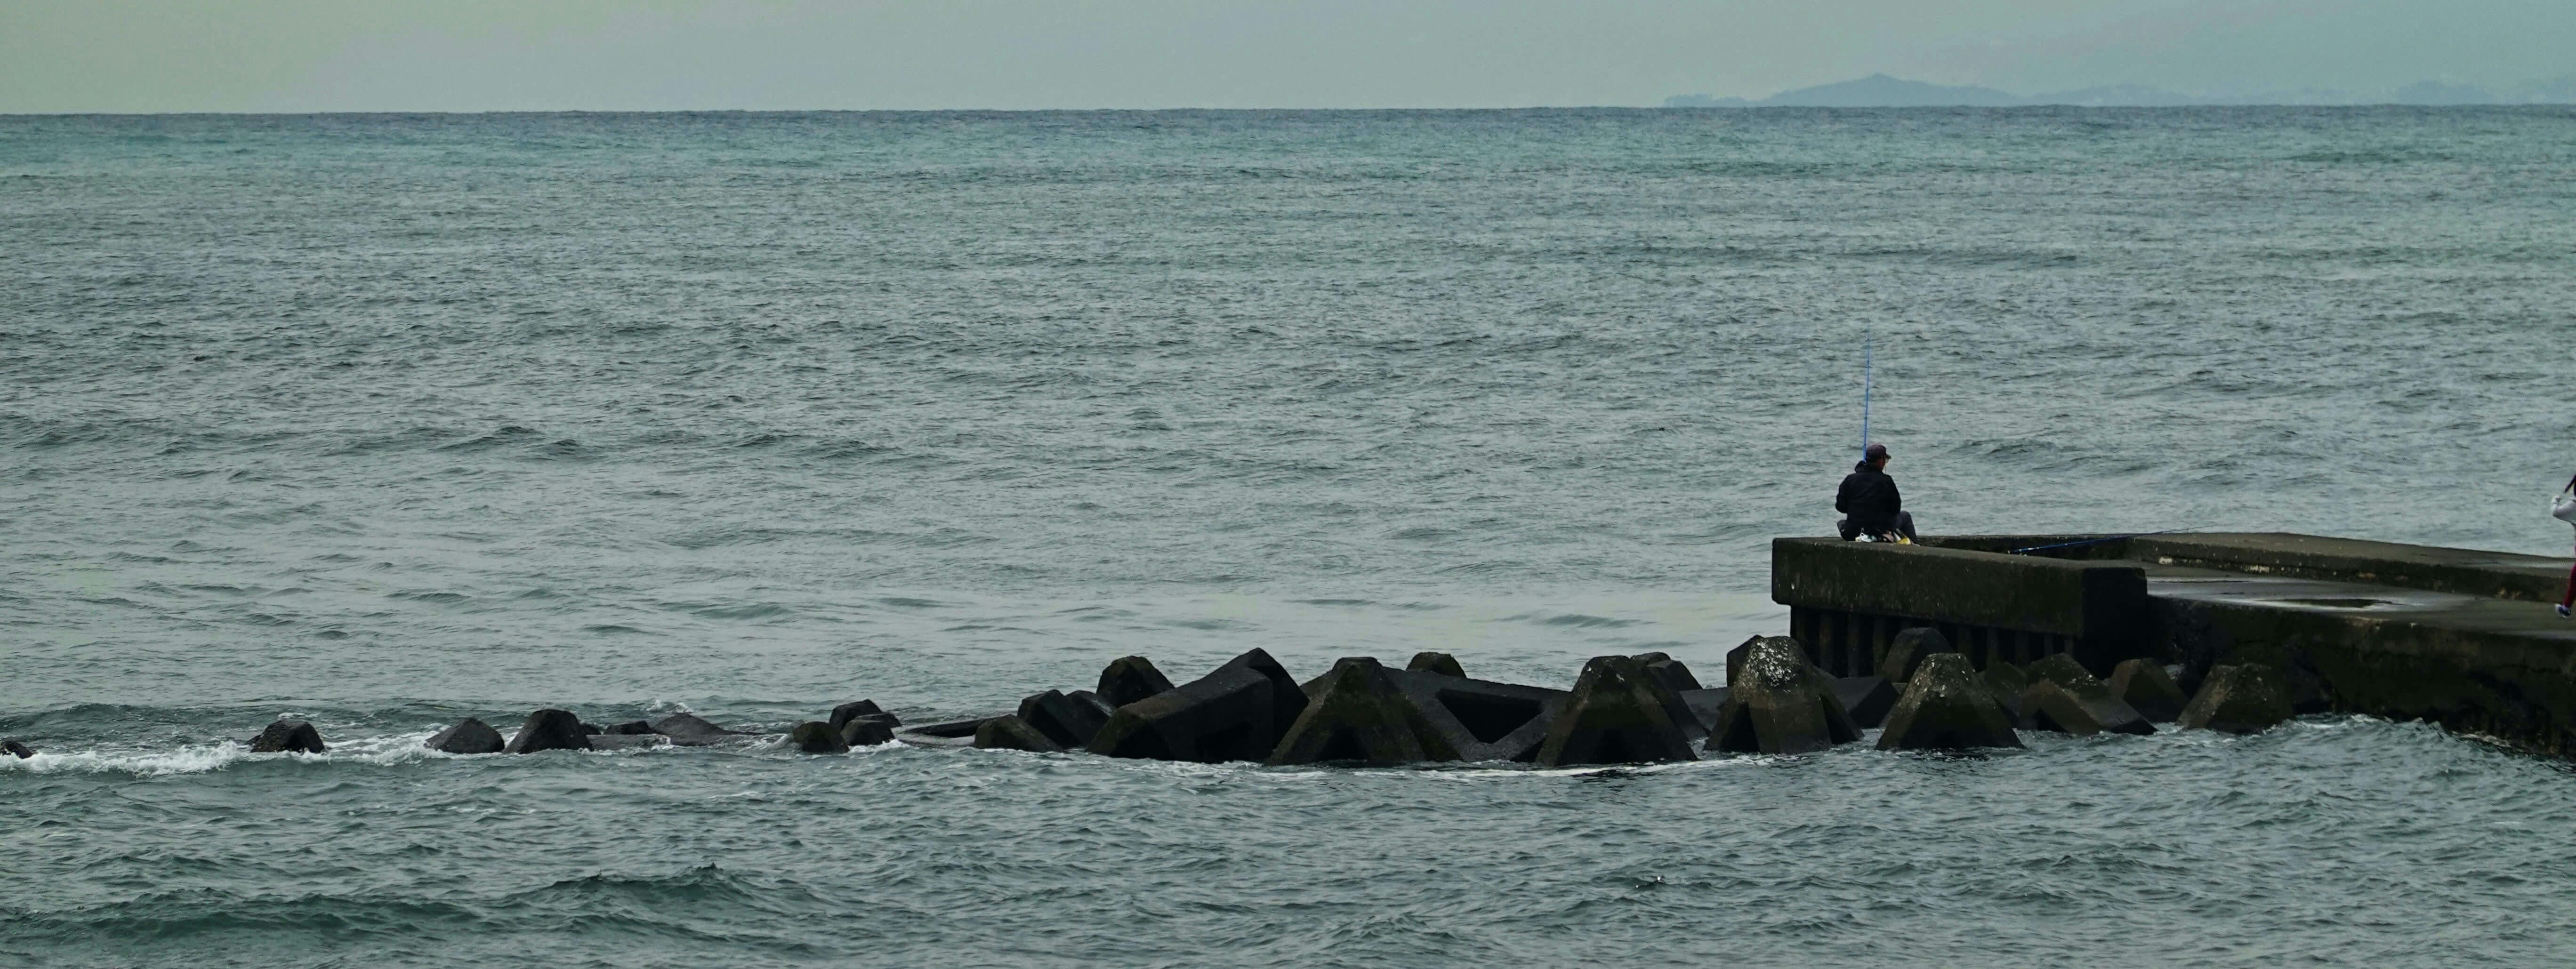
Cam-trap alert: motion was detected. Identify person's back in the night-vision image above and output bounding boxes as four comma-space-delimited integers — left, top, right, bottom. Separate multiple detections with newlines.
1836, 443, 1915, 541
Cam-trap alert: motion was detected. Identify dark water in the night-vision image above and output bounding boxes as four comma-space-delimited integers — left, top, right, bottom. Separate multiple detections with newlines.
4, 108, 2575, 967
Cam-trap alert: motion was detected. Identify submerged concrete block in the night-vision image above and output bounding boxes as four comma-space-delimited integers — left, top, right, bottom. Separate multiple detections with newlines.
1087, 649, 1307, 763
1877, 653, 2024, 751
249, 720, 326, 754
426, 718, 505, 754
3, 740, 31, 759
588, 733, 668, 752
1877, 627, 1954, 685
603, 720, 658, 736
1708, 638, 1859, 755
974, 714, 1065, 753
1676, 687, 1730, 734
506, 709, 593, 754
2107, 659, 2188, 722
2019, 655, 2153, 735
1535, 656, 1700, 766
1269, 657, 1460, 765
893, 716, 997, 748
840, 717, 897, 747
1096, 655, 1177, 709
1016, 689, 1111, 749
829, 700, 900, 731
2179, 664, 2296, 734
1832, 676, 1900, 729
652, 713, 743, 747
2021, 681, 2156, 736
788, 721, 849, 753
1407, 651, 1466, 678
1981, 661, 2029, 719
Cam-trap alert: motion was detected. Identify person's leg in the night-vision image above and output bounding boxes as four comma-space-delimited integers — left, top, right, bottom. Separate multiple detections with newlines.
2560, 534, 2574, 617
1897, 511, 1917, 541
1838, 518, 1860, 541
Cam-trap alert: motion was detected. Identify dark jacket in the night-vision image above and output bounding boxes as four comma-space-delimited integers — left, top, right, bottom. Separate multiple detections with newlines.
1836, 461, 1901, 531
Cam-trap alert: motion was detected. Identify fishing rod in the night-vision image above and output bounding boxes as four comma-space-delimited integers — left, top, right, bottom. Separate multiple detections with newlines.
2008, 527, 2210, 556
1860, 333, 1871, 461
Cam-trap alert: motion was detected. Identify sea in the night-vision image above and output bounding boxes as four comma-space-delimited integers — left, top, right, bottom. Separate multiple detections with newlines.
3, 108, 2574, 967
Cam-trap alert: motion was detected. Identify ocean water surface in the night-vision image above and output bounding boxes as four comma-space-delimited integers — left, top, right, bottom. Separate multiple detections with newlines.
4, 108, 2575, 967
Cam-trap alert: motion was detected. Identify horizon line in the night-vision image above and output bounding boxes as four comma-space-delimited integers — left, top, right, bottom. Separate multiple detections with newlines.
8, 104, 2570, 118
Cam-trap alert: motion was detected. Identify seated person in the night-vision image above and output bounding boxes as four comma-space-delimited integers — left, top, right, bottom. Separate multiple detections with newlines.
1836, 443, 1917, 542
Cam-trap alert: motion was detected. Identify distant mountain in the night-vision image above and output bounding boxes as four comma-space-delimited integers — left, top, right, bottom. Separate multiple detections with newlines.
1665, 73, 2576, 108
1665, 73, 2018, 108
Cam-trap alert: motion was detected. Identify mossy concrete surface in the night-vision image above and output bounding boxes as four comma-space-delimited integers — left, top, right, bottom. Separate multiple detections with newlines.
1780, 531, 2576, 757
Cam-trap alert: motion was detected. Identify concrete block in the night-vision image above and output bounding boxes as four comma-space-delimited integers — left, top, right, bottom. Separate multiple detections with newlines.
1832, 676, 1900, 729
1878, 653, 2024, 751
506, 709, 592, 754
426, 718, 504, 754
1268, 657, 1459, 765
2179, 664, 2296, 734
1096, 655, 1177, 709
2107, 658, 2187, 722
1407, 652, 1465, 677
1534, 656, 1700, 766
1708, 638, 1859, 755
1876, 626, 1954, 685
974, 714, 1064, 753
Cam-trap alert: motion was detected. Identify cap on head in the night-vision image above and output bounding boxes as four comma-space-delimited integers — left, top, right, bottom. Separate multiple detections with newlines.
1864, 443, 1890, 461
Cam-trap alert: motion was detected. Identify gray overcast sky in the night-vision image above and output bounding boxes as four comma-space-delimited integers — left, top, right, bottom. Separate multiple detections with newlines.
4, 0, 2570, 112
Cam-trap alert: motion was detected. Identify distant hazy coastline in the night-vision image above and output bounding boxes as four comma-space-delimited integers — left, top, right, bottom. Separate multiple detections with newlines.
1666, 72, 2576, 108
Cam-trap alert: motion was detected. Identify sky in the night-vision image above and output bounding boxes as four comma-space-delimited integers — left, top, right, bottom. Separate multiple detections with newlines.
3, 0, 2571, 112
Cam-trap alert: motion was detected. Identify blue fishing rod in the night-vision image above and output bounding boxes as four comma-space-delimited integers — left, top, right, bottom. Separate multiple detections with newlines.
2008, 527, 2209, 556
1860, 333, 1871, 462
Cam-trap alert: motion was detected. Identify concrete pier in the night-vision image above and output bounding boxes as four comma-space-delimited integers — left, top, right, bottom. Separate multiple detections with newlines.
1772, 533, 2576, 756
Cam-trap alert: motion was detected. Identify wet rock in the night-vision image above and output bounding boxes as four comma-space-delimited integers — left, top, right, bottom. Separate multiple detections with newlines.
1087, 649, 1307, 763
829, 700, 900, 731
2019, 656, 2154, 736
1407, 651, 1465, 678
425, 717, 505, 754
1876, 627, 1953, 685
2178, 664, 2296, 734
1831, 676, 1901, 729
1708, 639, 1859, 755
1876, 653, 2024, 751
651, 713, 743, 747
1096, 655, 1177, 709
1981, 661, 2029, 719
5, 740, 34, 759
840, 717, 897, 746
1016, 689, 1111, 749
1269, 658, 1459, 766
249, 720, 326, 754
588, 733, 668, 752
579, 722, 603, 736
974, 714, 1065, 753
2107, 658, 2189, 722
1534, 655, 1699, 766
1633, 652, 1705, 693
604, 720, 658, 735
788, 721, 849, 753
2020, 681, 2156, 736
506, 709, 593, 754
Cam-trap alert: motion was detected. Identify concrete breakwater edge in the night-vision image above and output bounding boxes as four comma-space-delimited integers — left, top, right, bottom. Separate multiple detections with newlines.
21, 531, 2531, 769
